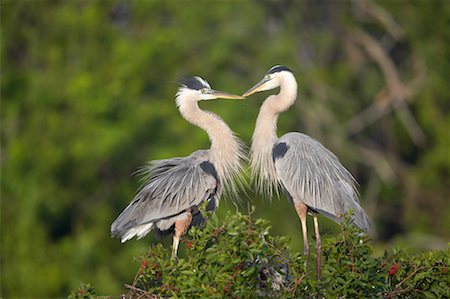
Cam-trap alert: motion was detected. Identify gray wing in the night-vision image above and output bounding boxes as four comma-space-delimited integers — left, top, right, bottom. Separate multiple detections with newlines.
111, 150, 220, 239
273, 132, 371, 231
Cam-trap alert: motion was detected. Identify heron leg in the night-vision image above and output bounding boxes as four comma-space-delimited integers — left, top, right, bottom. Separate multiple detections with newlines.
172, 236, 180, 260
313, 213, 321, 279
171, 212, 192, 259
294, 202, 309, 257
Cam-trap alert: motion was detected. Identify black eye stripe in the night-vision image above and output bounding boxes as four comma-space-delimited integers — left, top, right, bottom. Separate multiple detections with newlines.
267, 65, 292, 75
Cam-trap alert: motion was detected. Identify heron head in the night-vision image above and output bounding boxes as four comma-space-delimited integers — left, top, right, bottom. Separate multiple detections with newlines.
177, 76, 243, 102
242, 65, 293, 97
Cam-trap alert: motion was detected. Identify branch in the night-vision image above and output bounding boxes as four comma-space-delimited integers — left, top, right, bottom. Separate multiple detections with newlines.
346, 29, 426, 145
385, 266, 426, 298
352, 0, 405, 40
392, 100, 426, 146
350, 28, 410, 101
395, 266, 426, 290
124, 283, 157, 299
356, 144, 397, 184
345, 98, 394, 136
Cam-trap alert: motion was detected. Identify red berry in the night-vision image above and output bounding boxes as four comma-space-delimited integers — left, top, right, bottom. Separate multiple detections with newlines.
141, 259, 148, 269
388, 263, 399, 276
187, 241, 193, 249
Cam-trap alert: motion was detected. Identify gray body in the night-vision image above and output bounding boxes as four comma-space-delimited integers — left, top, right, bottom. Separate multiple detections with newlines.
111, 76, 245, 253
111, 150, 220, 242
244, 65, 371, 278
274, 132, 370, 231
246, 66, 371, 233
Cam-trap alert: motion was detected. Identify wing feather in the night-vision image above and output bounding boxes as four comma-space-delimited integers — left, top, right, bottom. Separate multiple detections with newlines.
111, 150, 220, 238
274, 132, 370, 231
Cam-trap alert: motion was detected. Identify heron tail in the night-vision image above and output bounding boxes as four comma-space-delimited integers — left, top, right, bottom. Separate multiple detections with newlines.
111, 204, 154, 242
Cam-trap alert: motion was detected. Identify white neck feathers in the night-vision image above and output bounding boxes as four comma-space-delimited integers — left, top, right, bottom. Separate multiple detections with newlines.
177, 93, 246, 197
250, 72, 298, 196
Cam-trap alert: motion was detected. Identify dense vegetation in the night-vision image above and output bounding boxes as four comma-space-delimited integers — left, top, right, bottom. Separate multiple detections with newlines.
2, 0, 449, 297
69, 211, 449, 298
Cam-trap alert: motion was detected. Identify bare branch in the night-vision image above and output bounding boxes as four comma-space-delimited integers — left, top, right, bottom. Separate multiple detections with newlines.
350, 28, 410, 100
357, 144, 397, 184
352, 0, 405, 40
393, 100, 426, 146
346, 29, 426, 145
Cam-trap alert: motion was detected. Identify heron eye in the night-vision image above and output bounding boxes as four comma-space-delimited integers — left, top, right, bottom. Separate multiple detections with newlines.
201, 88, 207, 93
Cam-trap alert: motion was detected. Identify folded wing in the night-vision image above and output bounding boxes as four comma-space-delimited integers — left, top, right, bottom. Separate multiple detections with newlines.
273, 132, 371, 232
111, 150, 220, 241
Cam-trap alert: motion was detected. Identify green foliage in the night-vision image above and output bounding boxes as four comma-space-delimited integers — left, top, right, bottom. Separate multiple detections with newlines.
318, 218, 385, 297
2, 1, 450, 297
68, 283, 98, 299
105, 212, 448, 298
129, 211, 299, 298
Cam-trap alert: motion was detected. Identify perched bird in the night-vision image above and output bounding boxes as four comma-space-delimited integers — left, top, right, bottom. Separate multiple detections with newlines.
111, 76, 246, 258
243, 65, 371, 278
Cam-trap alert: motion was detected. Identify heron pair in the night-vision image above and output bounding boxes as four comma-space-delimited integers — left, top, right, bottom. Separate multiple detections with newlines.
111, 65, 371, 278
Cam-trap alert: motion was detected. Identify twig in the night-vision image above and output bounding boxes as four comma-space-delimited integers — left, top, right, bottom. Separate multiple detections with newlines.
290, 272, 306, 296
124, 283, 159, 299
125, 283, 147, 293
346, 98, 394, 136
384, 266, 426, 298
395, 266, 426, 290
357, 144, 397, 184
392, 100, 426, 146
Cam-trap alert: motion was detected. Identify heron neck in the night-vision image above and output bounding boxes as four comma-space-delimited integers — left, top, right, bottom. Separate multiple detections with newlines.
250, 73, 297, 195
252, 77, 297, 148
250, 100, 280, 196
178, 98, 244, 194
179, 100, 234, 154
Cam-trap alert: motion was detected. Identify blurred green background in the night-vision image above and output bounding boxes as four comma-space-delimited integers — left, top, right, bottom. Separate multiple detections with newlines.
2, 0, 449, 297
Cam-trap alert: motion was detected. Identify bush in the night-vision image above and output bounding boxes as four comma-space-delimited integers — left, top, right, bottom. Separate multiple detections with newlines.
70, 211, 449, 298
68, 283, 97, 299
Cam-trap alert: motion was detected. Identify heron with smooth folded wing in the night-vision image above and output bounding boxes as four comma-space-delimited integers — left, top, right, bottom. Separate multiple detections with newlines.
243, 65, 371, 278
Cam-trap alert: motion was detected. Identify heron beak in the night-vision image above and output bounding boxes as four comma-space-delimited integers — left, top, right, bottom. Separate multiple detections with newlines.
210, 90, 245, 100
242, 77, 271, 97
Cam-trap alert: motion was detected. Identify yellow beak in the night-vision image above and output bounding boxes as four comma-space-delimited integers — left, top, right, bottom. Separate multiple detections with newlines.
210, 90, 245, 100
242, 77, 271, 97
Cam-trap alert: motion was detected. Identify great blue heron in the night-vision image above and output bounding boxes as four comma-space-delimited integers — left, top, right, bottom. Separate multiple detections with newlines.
243, 65, 371, 278
111, 76, 246, 258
